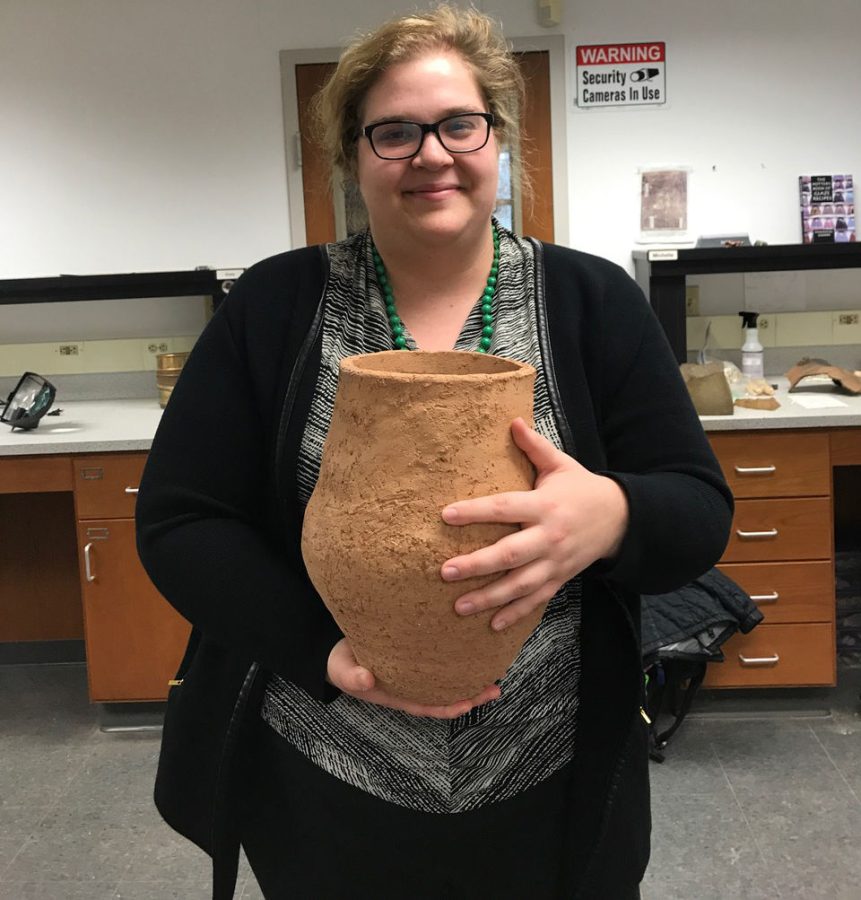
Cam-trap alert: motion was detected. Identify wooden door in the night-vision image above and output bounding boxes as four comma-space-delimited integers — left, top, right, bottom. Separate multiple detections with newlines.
517, 51, 554, 242
295, 51, 555, 245
78, 518, 190, 702
296, 63, 338, 247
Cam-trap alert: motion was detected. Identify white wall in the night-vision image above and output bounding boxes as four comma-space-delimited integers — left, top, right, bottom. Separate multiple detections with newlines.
2, 0, 859, 280
562, 0, 861, 267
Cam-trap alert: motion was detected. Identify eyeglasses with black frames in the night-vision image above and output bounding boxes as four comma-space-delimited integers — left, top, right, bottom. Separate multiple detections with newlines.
361, 113, 495, 161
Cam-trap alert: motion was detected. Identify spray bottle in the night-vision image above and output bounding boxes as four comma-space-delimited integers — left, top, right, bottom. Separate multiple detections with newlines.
738, 311, 764, 379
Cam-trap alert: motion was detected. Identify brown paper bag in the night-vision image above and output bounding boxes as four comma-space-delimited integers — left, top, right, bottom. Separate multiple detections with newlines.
680, 362, 733, 416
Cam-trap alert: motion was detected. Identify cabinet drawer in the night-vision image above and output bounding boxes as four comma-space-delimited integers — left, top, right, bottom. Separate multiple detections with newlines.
717, 561, 834, 624
73, 453, 147, 519
0, 454, 73, 494
709, 431, 830, 498
830, 428, 861, 466
721, 497, 832, 562
703, 623, 835, 687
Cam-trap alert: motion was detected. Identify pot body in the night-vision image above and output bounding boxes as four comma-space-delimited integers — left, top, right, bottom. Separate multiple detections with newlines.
301, 350, 541, 704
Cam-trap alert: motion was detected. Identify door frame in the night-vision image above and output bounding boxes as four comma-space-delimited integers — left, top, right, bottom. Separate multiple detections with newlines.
279, 34, 570, 248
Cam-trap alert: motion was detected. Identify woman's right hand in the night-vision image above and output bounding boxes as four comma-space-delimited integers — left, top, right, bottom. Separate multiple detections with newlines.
326, 638, 501, 719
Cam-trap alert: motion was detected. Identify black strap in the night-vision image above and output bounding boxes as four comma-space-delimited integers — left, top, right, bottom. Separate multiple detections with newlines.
655, 663, 706, 747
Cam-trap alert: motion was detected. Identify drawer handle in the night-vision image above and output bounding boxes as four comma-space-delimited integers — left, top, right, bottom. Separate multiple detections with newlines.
734, 465, 776, 475
739, 653, 780, 667
124, 487, 139, 495
750, 591, 779, 603
83, 542, 96, 582
736, 528, 779, 539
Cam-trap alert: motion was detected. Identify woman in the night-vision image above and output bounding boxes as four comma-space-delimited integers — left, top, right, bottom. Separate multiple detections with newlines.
136, 7, 732, 899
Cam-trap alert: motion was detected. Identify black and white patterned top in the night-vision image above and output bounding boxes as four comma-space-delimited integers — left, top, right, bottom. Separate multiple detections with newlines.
261, 224, 581, 813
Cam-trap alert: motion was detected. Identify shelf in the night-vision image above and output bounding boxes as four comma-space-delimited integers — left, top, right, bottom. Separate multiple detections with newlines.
633, 242, 861, 276
633, 243, 861, 362
0, 269, 242, 307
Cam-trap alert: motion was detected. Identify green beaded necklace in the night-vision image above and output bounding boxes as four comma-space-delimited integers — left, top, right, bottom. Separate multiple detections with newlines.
372, 224, 500, 353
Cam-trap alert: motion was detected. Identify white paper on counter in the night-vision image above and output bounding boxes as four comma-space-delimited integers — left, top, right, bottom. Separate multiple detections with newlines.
789, 394, 848, 409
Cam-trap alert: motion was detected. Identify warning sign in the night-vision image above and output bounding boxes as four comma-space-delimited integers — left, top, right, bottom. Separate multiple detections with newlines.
576, 42, 666, 108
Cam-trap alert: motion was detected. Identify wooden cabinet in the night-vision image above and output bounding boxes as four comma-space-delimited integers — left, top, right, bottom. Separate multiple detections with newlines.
73, 453, 190, 702
700, 623, 834, 688
1, 450, 189, 701
721, 497, 832, 563
716, 561, 833, 624
707, 430, 836, 688
709, 430, 831, 498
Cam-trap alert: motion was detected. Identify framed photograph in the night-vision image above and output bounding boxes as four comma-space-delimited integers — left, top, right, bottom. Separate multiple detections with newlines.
640, 168, 689, 239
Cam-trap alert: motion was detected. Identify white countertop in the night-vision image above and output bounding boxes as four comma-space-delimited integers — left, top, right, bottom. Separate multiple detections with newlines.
0, 399, 164, 456
700, 377, 861, 431
2, 384, 860, 457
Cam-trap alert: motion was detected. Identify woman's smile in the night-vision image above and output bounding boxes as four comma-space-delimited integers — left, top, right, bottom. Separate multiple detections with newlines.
405, 182, 462, 200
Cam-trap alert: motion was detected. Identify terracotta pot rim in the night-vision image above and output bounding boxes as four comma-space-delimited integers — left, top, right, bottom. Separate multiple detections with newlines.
341, 350, 536, 382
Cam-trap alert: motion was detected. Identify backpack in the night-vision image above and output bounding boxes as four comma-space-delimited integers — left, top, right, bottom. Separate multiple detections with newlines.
643, 659, 707, 763
641, 567, 764, 762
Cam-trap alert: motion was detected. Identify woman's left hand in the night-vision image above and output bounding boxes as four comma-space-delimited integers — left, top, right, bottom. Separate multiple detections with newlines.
441, 417, 629, 631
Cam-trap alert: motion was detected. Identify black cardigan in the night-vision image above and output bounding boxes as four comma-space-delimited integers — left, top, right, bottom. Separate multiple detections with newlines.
136, 240, 732, 899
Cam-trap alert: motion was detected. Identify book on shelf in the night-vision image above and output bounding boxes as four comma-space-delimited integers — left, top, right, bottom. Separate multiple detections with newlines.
799, 174, 855, 244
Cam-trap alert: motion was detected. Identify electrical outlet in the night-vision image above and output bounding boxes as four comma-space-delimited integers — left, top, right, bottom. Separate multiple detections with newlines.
50, 341, 85, 374
756, 316, 776, 347
832, 310, 861, 345
685, 285, 700, 317
142, 338, 182, 371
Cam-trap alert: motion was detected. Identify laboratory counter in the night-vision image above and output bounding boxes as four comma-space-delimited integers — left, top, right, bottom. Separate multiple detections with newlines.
1, 390, 860, 700
1, 382, 860, 452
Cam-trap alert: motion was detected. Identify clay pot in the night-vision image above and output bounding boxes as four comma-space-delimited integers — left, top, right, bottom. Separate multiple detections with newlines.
301, 350, 541, 705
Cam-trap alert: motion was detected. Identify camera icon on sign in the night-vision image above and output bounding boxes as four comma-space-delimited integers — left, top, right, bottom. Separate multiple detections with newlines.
631, 68, 660, 83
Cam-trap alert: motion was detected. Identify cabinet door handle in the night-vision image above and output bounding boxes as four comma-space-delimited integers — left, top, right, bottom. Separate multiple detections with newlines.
83, 542, 96, 582
734, 465, 776, 474
736, 528, 779, 539
750, 591, 779, 603
124, 487, 139, 495
739, 653, 779, 666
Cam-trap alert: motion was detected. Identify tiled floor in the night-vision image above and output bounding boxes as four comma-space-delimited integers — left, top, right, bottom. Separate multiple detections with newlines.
1, 664, 860, 899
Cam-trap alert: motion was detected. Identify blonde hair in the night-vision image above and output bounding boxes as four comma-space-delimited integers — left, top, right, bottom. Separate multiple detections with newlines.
313, 4, 525, 186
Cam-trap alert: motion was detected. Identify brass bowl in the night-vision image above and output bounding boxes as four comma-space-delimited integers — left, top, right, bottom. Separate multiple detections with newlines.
156, 371, 181, 388
156, 352, 189, 370
155, 352, 188, 407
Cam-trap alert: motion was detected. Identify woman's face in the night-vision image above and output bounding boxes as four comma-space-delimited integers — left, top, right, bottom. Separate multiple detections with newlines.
356, 51, 499, 248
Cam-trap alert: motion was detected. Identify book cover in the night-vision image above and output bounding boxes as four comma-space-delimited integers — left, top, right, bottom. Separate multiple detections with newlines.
800, 174, 855, 244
